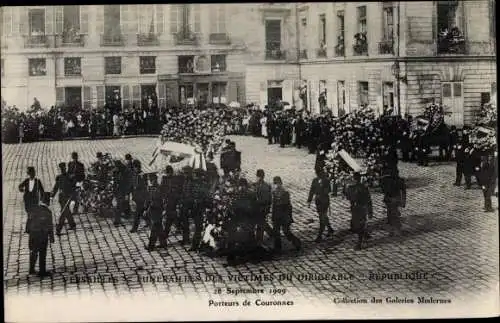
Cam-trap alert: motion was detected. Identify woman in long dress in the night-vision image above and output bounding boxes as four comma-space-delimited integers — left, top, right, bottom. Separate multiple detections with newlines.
260, 115, 268, 138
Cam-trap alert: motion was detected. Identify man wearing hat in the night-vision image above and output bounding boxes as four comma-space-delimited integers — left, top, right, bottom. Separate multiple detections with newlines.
160, 165, 183, 243
271, 176, 301, 253
189, 168, 210, 251
380, 168, 406, 236
253, 169, 274, 246
146, 173, 166, 250
51, 162, 76, 235
28, 192, 55, 277
307, 167, 334, 242
345, 172, 373, 250
130, 160, 149, 233
19, 166, 45, 233
180, 166, 195, 245
68, 151, 85, 214
478, 153, 497, 212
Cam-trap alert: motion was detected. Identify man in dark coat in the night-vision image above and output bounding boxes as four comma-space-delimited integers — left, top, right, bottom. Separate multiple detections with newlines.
220, 142, 232, 176
345, 172, 373, 250
68, 151, 85, 214
130, 160, 149, 233
478, 153, 497, 212
188, 169, 210, 251
205, 152, 219, 193
380, 168, 406, 236
28, 192, 55, 277
253, 169, 274, 245
453, 133, 467, 186
146, 173, 166, 251
266, 112, 276, 145
112, 161, 131, 226
271, 176, 301, 253
160, 165, 184, 244
308, 167, 334, 242
19, 166, 45, 233
294, 114, 306, 149
180, 166, 195, 245
51, 162, 76, 235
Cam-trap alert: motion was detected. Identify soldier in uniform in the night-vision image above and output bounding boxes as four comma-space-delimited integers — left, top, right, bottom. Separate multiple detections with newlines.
345, 172, 373, 250
28, 192, 55, 277
189, 169, 210, 252
112, 161, 131, 226
130, 160, 149, 233
51, 162, 76, 235
220, 142, 231, 176
68, 152, 85, 214
478, 153, 497, 212
160, 165, 184, 244
453, 132, 467, 186
180, 166, 195, 245
19, 167, 45, 233
380, 168, 407, 236
294, 114, 306, 149
307, 167, 334, 242
253, 169, 274, 245
146, 173, 166, 251
205, 152, 220, 193
271, 176, 301, 253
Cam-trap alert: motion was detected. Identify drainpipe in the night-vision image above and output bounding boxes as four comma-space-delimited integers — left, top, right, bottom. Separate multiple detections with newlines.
396, 1, 401, 115
295, 3, 302, 109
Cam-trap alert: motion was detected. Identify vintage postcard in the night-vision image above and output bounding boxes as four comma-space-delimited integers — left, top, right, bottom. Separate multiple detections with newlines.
2, 2, 498, 321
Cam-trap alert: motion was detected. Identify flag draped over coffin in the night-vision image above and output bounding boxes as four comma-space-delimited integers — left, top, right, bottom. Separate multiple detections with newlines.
149, 141, 207, 172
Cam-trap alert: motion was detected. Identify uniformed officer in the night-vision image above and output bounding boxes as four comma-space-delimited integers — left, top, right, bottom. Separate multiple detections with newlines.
68, 152, 85, 214
28, 192, 55, 277
160, 165, 184, 244
253, 169, 274, 245
111, 161, 131, 226
345, 172, 373, 250
464, 145, 481, 189
307, 167, 334, 242
453, 133, 467, 186
478, 153, 497, 212
19, 167, 45, 233
380, 168, 406, 236
130, 160, 149, 233
146, 173, 166, 251
51, 162, 76, 235
189, 169, 210, 252
180, 166, 195, 245
271, 176, 301, 253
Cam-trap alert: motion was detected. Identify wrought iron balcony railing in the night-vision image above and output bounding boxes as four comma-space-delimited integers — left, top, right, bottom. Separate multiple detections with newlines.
437, 35, 466, 55
316, 47, 327, 58
335, 43, 345, 57
209, 33, 231, 45
299, 49, 308, 59
24, 35, 50, 48
57, 33, 85, 47
100, 33, 125, 47
137, 33, 160, 46
353, 42, 368, 56
378, 39, 394, 54
265, 48, 286, 60
174, 30, 199, 46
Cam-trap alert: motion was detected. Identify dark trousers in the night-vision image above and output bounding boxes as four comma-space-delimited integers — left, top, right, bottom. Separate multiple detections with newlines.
401, 143, 412, 161
267, 130, 274, 144
180, 202, 201, 243
29, 236, 48, 274
316, 201, 333, 238
131, 198, 149, 230
483, 183, 495, 210
56, 196, 76, 233
272, 218, 301, 252
113, 195, 127, 224
417, 148, 429, 166
162, 209, 178, 242
386, 203, 402, 233
255, 207, 273, 244
191, 214, 204, 250
455, 161, 464, 185
148, 215, 166, 249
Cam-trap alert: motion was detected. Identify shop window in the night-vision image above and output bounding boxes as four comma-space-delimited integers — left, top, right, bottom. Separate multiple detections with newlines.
212, 82, 227, 104
29, 58, 47, 76
105, 56, 121, 75
64, 57, 82, 76
140, 56, 156, 74
179, 84, 194, 105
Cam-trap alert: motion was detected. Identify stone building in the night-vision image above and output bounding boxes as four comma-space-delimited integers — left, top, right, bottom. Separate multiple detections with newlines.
1, 2, 497, 126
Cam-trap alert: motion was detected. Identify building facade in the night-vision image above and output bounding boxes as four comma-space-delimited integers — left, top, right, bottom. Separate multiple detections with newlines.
1, 2, 497, 126
1, 5, 248, 111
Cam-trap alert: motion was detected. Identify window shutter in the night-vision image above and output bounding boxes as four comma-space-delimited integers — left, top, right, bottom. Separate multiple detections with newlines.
190, 4, 201, 33
122, 84, 130, 109
170, 5, 179, 33
83, 86, 92, 109
155, 5, 164, 34
158, 83, 166, 109
56, 87, 65, 106
80, 6, 88, 34
96, 6, 104, 34
45, 7, 53, 35
132, 85, 141, 108
55, 6, 63, 35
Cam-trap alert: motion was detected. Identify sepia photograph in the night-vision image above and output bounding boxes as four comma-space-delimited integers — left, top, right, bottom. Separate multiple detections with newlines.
1, 2, 498, 321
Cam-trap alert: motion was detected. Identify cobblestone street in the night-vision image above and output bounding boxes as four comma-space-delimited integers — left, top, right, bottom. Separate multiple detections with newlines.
2, 136, 498, 305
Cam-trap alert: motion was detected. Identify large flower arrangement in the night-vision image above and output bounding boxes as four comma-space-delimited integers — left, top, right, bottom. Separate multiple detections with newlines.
422, 103, 444, 133
160, 109, 229, 154
469, 128, 496, 154
476, 102, 497, 128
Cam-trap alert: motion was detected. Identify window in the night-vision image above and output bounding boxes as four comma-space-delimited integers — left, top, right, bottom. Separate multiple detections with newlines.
2, 7, 13, 36
104, 5, 121, 35
319, 14, 326, 45
64, 57, 81, 76
211, 55, 226, 72
140, 56, 156, 74
138, 6, 155, 34
382, 3, 394, 40
212, 82, 227, 104
179, 84, 194, 105
170, 4, 200, 36
357, 6, 367, 34
383, 82, 394, 109
209, 5, 226, 34
29, 9, 45, 35
56, 6, 83, 44
29, 58, 46, 76
105, 57, 121, 75
178, 55, 194, 73
265, 20, 283, 59
437, 1, 466, 54
335, 10, 345, 56
64, 6, 80, 32
358, 81, 369, 107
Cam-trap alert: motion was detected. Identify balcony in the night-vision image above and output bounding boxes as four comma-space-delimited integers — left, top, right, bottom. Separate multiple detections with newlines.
174, 30, 199, 46
299, 49, 308, 59
378, 39, 394, 55
353, 32, 368, 56
316, 47, 327, 58
265, 48, 286, 60
24, 35, 50, 48
209, 33, 231, 45
334, 43, 345, 57
56, 33, 86, 47
137, 33, 160, 46
100, 33, 125, 47
437, 30, 466, 55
